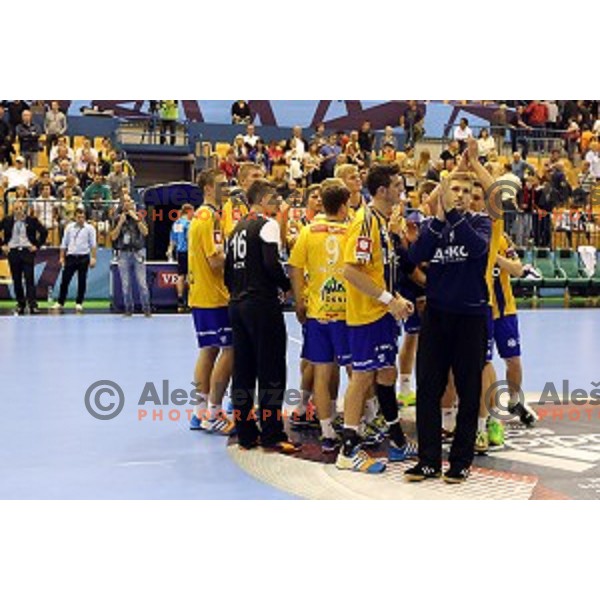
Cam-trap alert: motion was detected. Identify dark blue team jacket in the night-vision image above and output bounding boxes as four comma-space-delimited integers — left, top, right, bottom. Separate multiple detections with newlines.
408, 209, 491, 315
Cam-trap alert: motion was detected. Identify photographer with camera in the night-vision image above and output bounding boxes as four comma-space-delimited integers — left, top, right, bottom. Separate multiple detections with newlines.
110, 194, 152, 316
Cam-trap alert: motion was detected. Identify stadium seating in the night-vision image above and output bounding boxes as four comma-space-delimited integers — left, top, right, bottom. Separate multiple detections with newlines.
533, 247, 567, 288
555, 248, 590, 294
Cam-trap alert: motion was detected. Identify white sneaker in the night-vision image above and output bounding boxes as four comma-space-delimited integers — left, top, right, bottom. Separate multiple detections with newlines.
75, 304, 83, 313
50, 302, 64, 312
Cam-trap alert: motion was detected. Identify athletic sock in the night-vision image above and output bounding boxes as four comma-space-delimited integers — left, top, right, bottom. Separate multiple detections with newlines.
478, 417, 487, 433
399, 374, 412, 395
376, 384, 399, 423
364, 396, 378, 424
342, 426, 360, 457
194, 394, 208, 419
508, 393, 520, 409
388, 421, 407, 448
320, 418, 335, 439
207, 403, 221, 420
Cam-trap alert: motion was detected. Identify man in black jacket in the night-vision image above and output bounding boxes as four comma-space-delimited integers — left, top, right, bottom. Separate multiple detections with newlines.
0, 199, 48, 314
224, 179, 300, 454
0, 105, 13, 165
16, 110, 41, 169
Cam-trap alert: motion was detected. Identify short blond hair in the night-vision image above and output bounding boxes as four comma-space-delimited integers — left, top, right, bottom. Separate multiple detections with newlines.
334, 163, 359, 181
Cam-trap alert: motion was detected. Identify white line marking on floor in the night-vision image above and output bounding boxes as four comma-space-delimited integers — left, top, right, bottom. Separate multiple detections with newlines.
499, 451, 595, 473
117, 460, 176, 467
289, 336, 303, 345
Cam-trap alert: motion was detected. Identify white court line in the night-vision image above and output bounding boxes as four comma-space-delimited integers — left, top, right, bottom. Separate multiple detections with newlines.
289, 336, 303, 345
117, 460, 176, 468
534, 446, 600, 463
499, 451, 595, 473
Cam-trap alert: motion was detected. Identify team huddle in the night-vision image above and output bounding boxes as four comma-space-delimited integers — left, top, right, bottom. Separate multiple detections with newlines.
183, 138, 537, 484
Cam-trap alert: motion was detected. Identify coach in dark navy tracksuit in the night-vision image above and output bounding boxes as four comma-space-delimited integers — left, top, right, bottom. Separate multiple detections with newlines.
406, 175, 491, 483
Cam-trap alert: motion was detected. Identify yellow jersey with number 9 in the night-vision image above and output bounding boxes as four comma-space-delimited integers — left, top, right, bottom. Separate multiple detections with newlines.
288, 218, 349, 321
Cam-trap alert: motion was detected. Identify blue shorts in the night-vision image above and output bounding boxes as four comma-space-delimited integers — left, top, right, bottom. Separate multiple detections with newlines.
192, 307, 232, 348
486, 306, 494, 362
303, 318, 351, 366
493, 314, 521, 359
300, 323, 307, 360
348, 313, 400, 372
403, 312, 421, 334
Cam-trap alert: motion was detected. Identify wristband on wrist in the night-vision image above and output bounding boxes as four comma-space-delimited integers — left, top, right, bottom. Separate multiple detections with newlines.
378, 290, 393, 305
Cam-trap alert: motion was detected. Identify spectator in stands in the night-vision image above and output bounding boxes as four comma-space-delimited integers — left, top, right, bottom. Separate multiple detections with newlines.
231, 100, 252, 125
525, 101, 548, 152
52, 159, 74, 188
485, 149, 504, 179
287, 126, 308, 157
0, 105, 13, 166
57, 174, 82, 199
52, 145, 74, 171
509, 105, 532, 158
0, 198, 47, 315
248, 139, 271, 173
579, 125, 595, 156
565, 117, 580, 161
98, 137, 113, 164
498, 163, 522, 236
549, 162, 572, 207
16, 110, 41, 168
425, 159, 444, 183
6, 101, 29, 130
267, 140, 285, 166
159, 100, 178, 145
416, 149, 433, 180
286, 145, 304, 183
219, 148, 239, 182
107, 161, 131, 200
358, 120, 375, 165
516, 174, 537, 246
532, 180, 554, 247
79, 163, 99, 192
477, 128, 496, 162
400, 145, 417, 192
44, 101, 67, 156
584, 141, 600, 179
490, 103, 508, 153
310, 122, 327, 147
303, 142, 323, 185
33, 183, 58, 242
544, 101, 559, 129
232, 134, 248, 161
379, 125, 398, 151
59, 185, 81, 227
110, 194, 152, 316
440, 140, 460, 168
453, 117, 472, 152
574, 161, 595, 208
379, 141, 397, 164
344, 130, 365, 168
51, 207, 97, 313
75, 147, 98, 176
511, 152, 536, 181
576, 100, 592, 130
75, 139, 98, 165
319, 133, 341, 179
242, 124, 259, 148
50, 136, 74, 163
83, 173, 112, 222
31, 170, 56, 197
400, 100, 424, 146
3, 156, 36, 189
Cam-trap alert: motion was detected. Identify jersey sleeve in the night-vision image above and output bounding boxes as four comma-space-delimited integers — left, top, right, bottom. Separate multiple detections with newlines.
344, 212, 375, 266
288, 226, 308, 269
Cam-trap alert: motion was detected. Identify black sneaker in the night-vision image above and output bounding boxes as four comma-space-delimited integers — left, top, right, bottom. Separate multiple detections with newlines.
29, 305, 40, 315
14, 306, 25, 316
404, 463, 442, 482
508, 401, 537, 427
443, 465, 470, 484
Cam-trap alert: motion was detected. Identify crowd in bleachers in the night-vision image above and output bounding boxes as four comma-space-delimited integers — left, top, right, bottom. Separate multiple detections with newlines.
0, 100, 135, 246
210, 101, 600, 252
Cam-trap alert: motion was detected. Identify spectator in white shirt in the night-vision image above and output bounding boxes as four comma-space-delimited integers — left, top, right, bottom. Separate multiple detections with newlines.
242, 124, 259, 148
287, 126, 307, 158
477, 128, 496, 162
585, 142, 600, 179
2, 156, 36, 189
34, 183, 58, 231
453, 118, 473, 152
75, 139, 99, 164
592, 119, 600, 136
49, 136, 74, 164
44, 101, 67, 156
